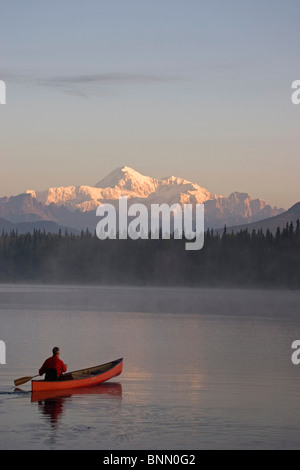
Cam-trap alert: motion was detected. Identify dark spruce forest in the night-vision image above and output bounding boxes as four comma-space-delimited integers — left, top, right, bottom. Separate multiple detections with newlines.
0, 220, 300, 288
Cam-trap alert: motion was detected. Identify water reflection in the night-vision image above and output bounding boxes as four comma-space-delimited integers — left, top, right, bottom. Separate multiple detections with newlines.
36, 395, 67, 426
32, 382, 122, 426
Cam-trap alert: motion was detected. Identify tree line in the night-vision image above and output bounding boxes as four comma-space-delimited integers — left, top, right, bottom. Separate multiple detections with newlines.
0, 220, 299, 288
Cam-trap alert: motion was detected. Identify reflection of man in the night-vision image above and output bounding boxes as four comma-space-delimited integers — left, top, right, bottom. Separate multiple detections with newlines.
39, 347, 68, 381
38, 396, 67, 426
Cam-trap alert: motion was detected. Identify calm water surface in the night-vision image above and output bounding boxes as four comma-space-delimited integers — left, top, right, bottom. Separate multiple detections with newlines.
0, 284, 300, 450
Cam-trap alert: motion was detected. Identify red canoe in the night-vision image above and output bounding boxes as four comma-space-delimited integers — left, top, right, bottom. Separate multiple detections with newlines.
31, 382, 122, 403
31, 358, 123, 392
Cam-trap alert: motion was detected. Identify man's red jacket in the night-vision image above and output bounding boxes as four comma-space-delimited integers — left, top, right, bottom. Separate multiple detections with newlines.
39, 355, 67, 378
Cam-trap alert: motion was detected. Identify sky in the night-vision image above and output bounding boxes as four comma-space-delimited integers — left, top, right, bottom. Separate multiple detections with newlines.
1, 0, 300, 209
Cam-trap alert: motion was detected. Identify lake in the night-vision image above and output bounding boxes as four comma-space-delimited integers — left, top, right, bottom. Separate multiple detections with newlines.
0, 284, 300, 450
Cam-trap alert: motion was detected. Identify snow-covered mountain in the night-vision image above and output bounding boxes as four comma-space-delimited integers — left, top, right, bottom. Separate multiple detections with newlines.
204, 191, 285, 228
26, 166, 218, 211
0, 166, 285, 231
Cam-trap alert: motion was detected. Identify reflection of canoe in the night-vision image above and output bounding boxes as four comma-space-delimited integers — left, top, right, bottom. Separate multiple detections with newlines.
31, 382, 122, 402
32, 358, 123, 392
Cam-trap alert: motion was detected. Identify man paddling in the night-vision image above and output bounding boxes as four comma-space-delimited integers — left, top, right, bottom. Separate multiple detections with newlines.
39, 347, 68, 381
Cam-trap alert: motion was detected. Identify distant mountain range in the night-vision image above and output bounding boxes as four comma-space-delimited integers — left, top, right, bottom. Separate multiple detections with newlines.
0, 165, 296, 234
0, 217, 78, 235
221, 202, 300, 235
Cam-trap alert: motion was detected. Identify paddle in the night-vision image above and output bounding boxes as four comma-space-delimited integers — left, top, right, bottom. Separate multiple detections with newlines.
14, 374, 39, 387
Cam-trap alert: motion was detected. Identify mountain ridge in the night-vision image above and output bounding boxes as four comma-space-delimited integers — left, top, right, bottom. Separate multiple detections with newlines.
220, 201, 300, 235
0, 165, 286, 231
0, 216, 78, 235
27, 165, 219, 210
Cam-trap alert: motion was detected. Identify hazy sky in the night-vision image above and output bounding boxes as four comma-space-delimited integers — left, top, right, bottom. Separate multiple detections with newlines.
1, 0, 300, 208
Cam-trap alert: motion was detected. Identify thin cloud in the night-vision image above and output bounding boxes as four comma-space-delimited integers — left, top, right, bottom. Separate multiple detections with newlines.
1, 70, 181, 98
38, 72, 179, 98
42, 73, 175, 84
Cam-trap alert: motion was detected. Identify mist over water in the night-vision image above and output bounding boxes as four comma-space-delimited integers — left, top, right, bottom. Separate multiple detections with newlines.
0, 284, 300, 450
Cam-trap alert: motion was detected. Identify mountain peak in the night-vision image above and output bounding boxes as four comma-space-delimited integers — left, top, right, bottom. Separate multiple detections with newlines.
286, 202, 300, 215
228, 191, 251, 200
95, 166, 146, 189
94, 166, 161, 197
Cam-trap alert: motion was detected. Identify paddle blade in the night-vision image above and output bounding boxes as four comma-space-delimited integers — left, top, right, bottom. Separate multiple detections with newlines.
14, 375, 38, 387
